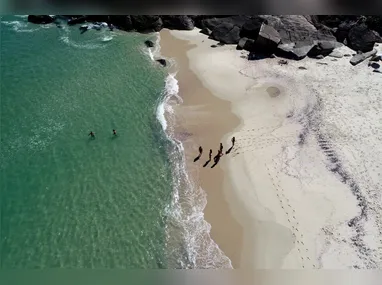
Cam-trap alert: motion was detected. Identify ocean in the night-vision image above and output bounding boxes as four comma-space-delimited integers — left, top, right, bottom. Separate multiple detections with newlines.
0, 15, 231, 269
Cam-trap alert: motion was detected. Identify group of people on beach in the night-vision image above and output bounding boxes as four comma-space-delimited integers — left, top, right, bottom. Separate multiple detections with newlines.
194, 137, 235, 168
88, 129, 117, 138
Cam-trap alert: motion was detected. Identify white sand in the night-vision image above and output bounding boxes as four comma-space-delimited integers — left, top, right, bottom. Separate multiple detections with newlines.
169, 29, 382, 269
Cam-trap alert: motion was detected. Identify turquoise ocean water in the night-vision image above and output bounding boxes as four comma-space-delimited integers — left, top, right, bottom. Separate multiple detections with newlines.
0, 15, 175, 269
0, 15, 232, 269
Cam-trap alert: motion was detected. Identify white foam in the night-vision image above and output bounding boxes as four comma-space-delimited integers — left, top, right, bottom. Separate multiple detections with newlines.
1, 20, 39, 33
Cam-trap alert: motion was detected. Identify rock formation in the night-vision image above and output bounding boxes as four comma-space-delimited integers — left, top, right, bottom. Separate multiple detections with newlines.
28, 15, 382, 62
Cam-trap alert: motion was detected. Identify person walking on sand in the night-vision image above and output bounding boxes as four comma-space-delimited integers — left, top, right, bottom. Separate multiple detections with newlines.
193, 146, 203, 162
88, 131, 95, 138
203, 149, 213, 167
211, 150, 222, 168
226, 136, 236, 154
113, 129, 117, 136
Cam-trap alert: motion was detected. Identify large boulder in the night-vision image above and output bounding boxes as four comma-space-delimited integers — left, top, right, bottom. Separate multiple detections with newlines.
253, 23, 281, 54
28, 15, 56, 24
201, 16, 249, 32
162, 16, 194, 30
350, 49, 377, 65
239, 16, 267, 40
210, 22, 241, 44
262, 15, 336, 44
347, 23, 382, 52
109, 16, 133, 31
130, 16, 163, 32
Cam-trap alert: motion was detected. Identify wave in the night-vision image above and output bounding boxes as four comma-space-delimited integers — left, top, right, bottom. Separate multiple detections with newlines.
1, 20, 40, 33
150, 33, 233, 269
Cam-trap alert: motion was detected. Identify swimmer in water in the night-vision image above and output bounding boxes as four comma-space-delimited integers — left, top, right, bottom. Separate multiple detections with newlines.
88, 131, 95, 138
113, 129, 117, 136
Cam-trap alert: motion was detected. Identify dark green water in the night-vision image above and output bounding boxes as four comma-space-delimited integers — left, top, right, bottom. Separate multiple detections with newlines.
0, 15, 174, 269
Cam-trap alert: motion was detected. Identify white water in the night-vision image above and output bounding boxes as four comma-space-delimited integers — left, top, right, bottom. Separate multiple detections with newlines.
148, 34, 233, 268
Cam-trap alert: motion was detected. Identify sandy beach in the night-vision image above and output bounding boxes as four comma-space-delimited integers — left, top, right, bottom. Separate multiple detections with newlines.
160, 28, 382, 269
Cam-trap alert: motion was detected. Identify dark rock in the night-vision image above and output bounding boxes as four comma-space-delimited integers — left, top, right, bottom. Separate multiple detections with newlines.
190, 15, 231, 29
86, 15, 109, 23
236, 37, 255, 51
210, 22, 241, 44
365, 16, 382, 36
131, 16, 163, 33
109, 16, 133, 31
277, 41, 316, 60
298, 66, 307, 70
308, 40, 339, 57
201, 16, 249, 32
156, 59, 167, 67
200, 27, 212, 36
335, 20, 356, 43
348, 23, 381, 52
217, 42, 225, 46
369, 62, 380, 69
316, 55, 325, 59
263, 15, 336, 45
350, 49, 377, 66
211, 45, 218, 48
145, 40, 155, 48
370, 54, 382, 62
28, 15, 56, 24
315, 15, 359, 28
162, 16, 194, 30
248, 52, 267, 61
240, 16, 267, 39
253, 23, 281, 54
67, 16, 87, 26
344, 54, 351, 57
316, 62, 328, 65
373, 69, 382, 73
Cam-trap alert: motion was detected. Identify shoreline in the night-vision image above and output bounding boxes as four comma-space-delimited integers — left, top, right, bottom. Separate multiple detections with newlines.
160, 28, 382, 269
159, 29, 244, 268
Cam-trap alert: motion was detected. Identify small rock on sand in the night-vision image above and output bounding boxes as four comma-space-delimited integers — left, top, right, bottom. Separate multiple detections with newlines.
298, 66, 307, 70
350, 49, 377, 66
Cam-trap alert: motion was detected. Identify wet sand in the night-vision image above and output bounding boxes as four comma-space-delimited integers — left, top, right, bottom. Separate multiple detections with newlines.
159, 29, 244, 268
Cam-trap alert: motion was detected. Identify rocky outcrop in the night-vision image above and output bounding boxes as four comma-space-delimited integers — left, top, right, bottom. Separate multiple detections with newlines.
130, 16, 163, 33
28, 15, 382, 64
28, 15, 55, 24
350, 49, 377, 66
109, 16, 133, 31
210, 22, 241, 44
162, 16, 194, 30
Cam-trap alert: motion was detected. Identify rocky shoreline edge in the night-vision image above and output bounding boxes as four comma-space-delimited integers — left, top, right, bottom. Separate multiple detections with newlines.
28, 15, 382, 67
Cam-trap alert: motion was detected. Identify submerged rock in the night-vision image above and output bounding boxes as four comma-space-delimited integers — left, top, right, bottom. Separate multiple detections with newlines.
144, 40, 155, 48
156, 59, 167, 67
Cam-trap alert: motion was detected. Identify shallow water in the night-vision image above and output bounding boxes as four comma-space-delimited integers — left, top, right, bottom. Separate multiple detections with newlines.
1, 15, 173, 269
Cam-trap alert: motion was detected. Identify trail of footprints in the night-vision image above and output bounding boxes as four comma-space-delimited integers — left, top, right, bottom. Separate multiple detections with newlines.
265, 161, 317, 269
